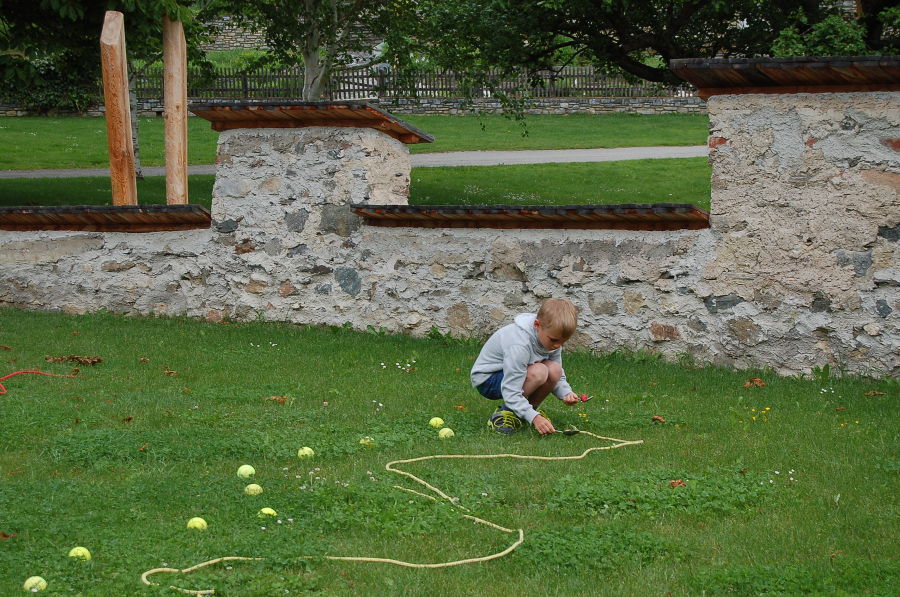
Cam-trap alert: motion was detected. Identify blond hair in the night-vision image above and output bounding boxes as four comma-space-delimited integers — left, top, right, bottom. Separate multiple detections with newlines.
536, 298, 578, 338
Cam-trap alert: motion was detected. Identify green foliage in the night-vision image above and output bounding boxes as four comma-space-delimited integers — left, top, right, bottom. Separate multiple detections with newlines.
772, 14, 870, 57
771, 2, 900, 57
0, 0, 219, 112
386, 1, 828, 87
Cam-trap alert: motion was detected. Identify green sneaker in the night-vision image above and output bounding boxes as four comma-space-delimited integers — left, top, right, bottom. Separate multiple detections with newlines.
488, 407, 523, 435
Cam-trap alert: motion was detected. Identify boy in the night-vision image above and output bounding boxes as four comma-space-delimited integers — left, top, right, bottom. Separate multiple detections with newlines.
471, 298, 581, 435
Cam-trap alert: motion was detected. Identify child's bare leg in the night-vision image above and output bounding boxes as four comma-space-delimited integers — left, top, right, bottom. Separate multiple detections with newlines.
523, 360, 562, 408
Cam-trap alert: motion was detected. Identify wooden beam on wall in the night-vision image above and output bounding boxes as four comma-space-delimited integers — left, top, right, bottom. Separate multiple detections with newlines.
162, 14, 188, 205
100, 11, 138, 206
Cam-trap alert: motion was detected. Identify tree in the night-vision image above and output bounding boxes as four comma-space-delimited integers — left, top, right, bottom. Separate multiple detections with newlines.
385, 0, 897, 88
213, 0, 400, 101
772, 1, 899, 56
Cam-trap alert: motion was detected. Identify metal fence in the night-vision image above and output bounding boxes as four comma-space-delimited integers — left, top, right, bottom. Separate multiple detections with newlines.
131, 65, 694, 100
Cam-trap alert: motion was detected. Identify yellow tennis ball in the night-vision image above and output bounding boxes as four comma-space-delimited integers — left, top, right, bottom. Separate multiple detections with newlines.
244, 483, 263, 496
186, 517, 208, 530
258, 507, 277, 518
67, 546, 91, 561
438, 427, 455, 439
236, 464, 256, 479
429, 417, 445, 428
297, 446, 315, 459
359, 436, 375, 447
23, 576, 47, 591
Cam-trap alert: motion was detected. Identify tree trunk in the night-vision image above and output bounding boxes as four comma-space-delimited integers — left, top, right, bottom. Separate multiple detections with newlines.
302, 49, 327, 101
128, 76, 143, 180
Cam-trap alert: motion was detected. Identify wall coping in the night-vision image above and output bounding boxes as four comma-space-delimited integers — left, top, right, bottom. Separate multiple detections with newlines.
189, 100, 434, 144
671, 55, 900, 99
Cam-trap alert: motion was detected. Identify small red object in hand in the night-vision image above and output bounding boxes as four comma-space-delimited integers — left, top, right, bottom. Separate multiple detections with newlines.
580, 394, 591, 402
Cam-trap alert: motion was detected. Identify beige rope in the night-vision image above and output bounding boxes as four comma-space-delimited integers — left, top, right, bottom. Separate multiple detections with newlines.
140, 428, 642, 594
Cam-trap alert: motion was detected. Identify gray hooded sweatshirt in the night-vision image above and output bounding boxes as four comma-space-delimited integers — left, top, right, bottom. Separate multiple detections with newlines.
470, 313, 573, 424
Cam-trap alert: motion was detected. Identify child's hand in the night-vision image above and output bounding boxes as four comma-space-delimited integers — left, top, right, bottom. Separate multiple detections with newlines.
532, 414, 556, 435
562, 392, 580, 405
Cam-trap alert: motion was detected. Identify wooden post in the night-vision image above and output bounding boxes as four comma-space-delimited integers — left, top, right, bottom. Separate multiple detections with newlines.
163, 14, 188, 205
100, 11, 138, 206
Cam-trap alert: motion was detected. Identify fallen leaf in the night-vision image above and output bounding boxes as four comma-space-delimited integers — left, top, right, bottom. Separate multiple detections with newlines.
453, 404, 468, 411
743, 377, 766, 388
835, 406, 846, 411
0, 531, 18, 540
651, 415, 666, 423
163, 367, 177, 376
0, 345, 11, 351
264, 395, 287, 404
139, 357, 150, 363
648, 381, 660, 386
122, 416, 134, 423
45, 355, 102, 366
138, 443, 148, 452
73, 418, 80, 425
739, 468, 748, 475
70, 396, 85, 402
669, 479, 686, 488
71, 332, 80, 336
5, 470, 24, 476
69, 368, 80, 376
864, 390, 885, 397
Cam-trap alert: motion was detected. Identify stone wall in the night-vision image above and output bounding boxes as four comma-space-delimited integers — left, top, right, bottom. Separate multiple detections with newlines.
373, 96, 705, 116
202, 16, 267, 51
1, 96, 705, 118
1, 92, 897, 377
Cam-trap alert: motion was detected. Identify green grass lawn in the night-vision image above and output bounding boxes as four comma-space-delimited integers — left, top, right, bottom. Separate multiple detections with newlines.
0, 113, 709, 170
410, 158, 710, 209
0, 176, 217, 208
0, 158, 712, 211
0, 309, 896, 596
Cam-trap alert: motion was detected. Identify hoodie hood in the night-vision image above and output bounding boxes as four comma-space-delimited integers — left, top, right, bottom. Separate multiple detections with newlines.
514, 312, 548, 355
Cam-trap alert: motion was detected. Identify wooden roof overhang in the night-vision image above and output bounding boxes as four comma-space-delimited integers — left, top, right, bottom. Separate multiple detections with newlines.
352, 203, 710, 231
0, 204, 211, 232
190, 101, 434, 144
671, 56, 900, 100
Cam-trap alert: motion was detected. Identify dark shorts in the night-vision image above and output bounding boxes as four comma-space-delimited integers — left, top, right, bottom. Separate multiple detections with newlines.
476, 371, 504, 400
